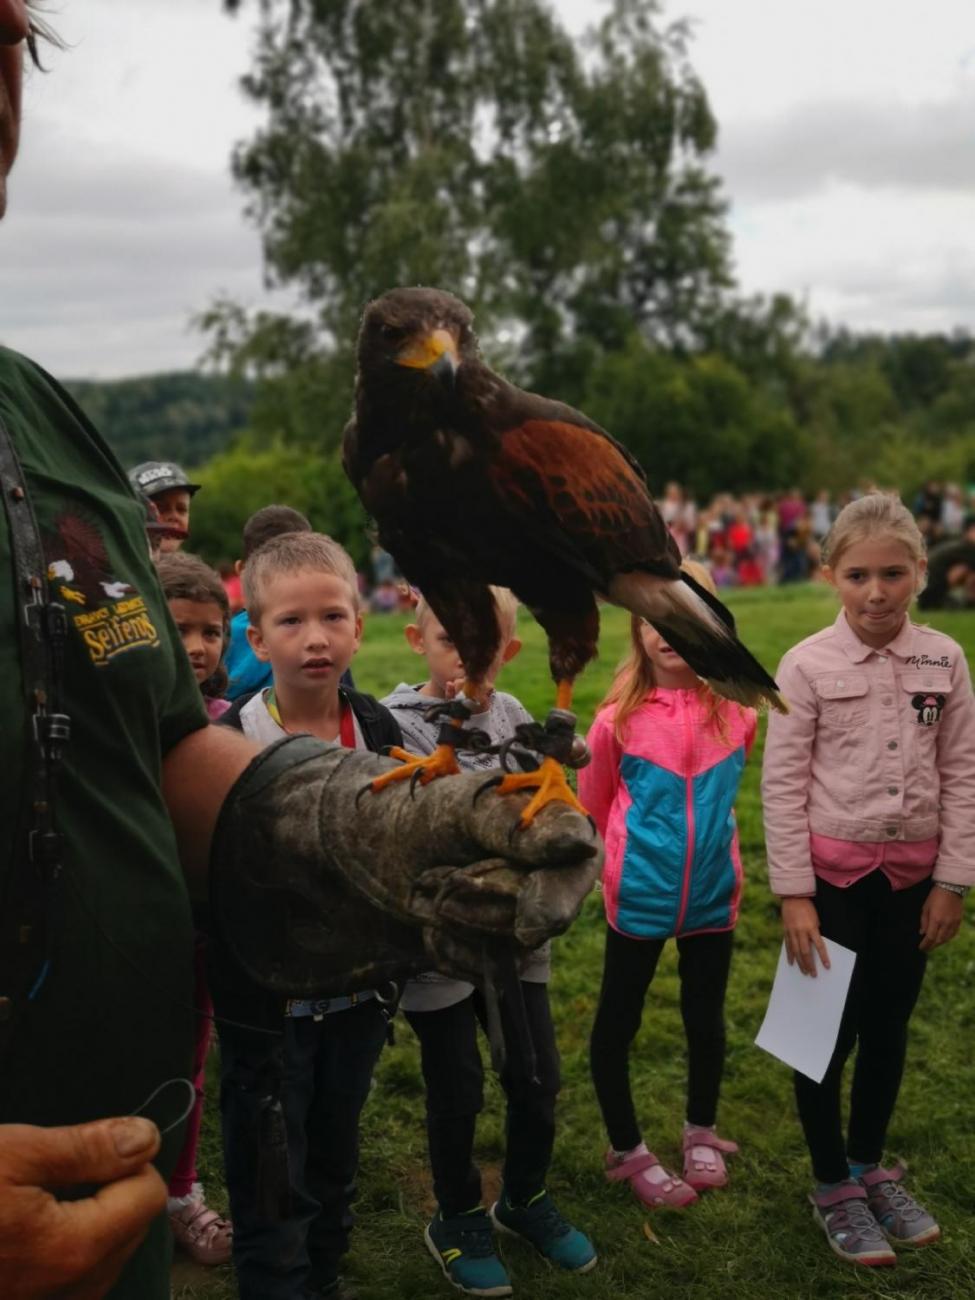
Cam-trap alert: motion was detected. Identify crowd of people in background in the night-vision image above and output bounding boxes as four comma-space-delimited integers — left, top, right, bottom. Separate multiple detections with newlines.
174, 472, 973, 619
137, 470, 975, 621
654, 480, 975, 598
323, 480, 975, 613
133, 457, 974, 622
130, 462, 975, 619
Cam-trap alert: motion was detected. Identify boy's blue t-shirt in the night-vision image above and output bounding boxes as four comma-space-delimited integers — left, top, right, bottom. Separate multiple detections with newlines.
225, 608, 271, 701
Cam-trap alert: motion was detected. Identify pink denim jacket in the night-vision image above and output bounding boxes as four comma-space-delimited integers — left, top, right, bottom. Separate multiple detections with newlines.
762, 611, 975, 896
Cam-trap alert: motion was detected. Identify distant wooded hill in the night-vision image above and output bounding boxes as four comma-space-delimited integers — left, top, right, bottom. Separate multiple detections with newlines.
66, 372, 253, 471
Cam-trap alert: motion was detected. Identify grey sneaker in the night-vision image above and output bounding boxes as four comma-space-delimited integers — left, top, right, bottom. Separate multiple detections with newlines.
859, 1161, 941, 1247
809, 1181, 897, 1267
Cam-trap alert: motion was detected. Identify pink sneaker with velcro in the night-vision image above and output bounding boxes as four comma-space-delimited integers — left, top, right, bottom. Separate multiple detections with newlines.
169, 1196, 233, 1266
682, 1126, 739, 1191
604, 1146, 698, 1209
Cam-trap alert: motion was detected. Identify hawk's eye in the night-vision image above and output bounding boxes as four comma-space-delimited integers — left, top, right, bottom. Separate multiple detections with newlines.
379, 323, 404, 342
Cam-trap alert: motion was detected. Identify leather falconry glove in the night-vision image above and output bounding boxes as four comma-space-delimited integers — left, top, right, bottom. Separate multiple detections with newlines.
209, 736, 601, 1000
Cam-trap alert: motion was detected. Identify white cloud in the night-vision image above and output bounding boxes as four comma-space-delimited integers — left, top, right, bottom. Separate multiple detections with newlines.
683, 0, 975, 116
720, 96, 975, 202
1, 0, 974, 376
1, 0, 267, 376
2, 133, 267, 375
730, 182, 975, 333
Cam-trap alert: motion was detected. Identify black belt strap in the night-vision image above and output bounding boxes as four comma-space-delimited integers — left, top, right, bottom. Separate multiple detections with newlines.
0, 414, 70, 1051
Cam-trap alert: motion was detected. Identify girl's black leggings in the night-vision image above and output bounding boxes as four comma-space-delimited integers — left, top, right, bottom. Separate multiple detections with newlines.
794, 871, 931, 1184
589, 924, 734, 1152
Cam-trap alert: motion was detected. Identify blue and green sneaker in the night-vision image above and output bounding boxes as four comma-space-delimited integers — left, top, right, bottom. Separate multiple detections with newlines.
424, 1207, 513, 1297
490, 1189, 597, 1273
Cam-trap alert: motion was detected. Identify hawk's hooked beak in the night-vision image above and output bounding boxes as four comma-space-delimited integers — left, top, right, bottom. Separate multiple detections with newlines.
395, 328, 459, 388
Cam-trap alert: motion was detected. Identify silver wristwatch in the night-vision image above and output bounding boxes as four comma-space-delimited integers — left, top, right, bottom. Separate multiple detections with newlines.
934, 881, 970, 897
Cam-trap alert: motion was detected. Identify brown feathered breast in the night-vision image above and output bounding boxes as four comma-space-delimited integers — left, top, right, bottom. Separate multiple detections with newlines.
346, 332, 678, 684
345, 287, 782, 712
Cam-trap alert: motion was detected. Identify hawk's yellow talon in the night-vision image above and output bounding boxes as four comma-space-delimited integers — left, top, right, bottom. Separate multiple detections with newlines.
370, 742, 460, 792
494, 756, 588, 827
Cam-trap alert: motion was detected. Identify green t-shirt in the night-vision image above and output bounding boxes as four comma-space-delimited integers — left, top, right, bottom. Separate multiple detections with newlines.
0, 347, 208, 1298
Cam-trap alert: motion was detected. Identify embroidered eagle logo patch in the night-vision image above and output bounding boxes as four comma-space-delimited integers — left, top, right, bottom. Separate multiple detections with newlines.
44, 511, 159, 666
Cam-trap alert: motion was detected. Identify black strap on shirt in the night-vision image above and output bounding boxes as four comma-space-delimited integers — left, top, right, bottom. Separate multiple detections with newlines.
0, 414, 71, 1053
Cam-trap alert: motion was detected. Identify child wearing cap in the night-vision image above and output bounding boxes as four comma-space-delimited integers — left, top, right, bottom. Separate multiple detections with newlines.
128, 460, 201, 553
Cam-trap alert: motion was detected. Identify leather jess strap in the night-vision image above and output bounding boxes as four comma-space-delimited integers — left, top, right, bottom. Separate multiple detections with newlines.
0, 414, 70, 1050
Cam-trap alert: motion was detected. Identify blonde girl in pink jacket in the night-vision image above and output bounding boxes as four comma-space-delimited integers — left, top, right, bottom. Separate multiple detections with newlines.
762, 492, 975, 1269
581, 562, 756, 1211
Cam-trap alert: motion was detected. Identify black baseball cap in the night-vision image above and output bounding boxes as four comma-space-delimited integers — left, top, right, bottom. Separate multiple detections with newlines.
128, 460, 201, 498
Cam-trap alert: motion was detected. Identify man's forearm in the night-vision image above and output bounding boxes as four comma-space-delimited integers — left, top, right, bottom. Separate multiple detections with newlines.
162, 725, 260, 894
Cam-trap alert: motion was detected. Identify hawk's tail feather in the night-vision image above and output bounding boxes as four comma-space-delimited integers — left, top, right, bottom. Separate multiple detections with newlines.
608, 570, 787, 715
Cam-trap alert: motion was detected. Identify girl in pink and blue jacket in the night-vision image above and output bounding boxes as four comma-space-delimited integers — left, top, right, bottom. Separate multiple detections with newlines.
580, 562, 756, 1211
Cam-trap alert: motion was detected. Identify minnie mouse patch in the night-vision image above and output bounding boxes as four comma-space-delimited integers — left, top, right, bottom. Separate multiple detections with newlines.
912, 693, 945, 726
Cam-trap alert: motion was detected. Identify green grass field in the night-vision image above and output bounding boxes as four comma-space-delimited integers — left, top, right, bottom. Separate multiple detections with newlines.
175, 586, 975, 1300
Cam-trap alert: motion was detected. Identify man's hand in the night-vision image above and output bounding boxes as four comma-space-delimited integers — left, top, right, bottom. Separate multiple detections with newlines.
0, 1117, 165, 1300
919, 886, 965, 952
781, 896, 831, 977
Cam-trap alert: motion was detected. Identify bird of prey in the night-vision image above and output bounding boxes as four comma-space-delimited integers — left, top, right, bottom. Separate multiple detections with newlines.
343, 287, 784, 824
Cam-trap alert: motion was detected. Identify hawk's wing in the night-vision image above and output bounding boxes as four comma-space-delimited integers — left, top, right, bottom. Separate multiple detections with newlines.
485, 414, 680, 592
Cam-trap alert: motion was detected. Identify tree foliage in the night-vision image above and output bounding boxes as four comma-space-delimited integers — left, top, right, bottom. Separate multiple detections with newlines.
188, 439, 367, 566
579, 336, 809, 497
67, 371, 253, 469
790, 332, 975, 495
214, 0, 731, 439
177, 0, 975, 568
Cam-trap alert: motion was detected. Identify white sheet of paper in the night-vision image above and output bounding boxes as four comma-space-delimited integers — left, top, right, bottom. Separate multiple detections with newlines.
755, 939, 856, 1083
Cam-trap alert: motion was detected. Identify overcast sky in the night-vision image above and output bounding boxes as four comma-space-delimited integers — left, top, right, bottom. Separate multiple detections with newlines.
1, 0, 973, 377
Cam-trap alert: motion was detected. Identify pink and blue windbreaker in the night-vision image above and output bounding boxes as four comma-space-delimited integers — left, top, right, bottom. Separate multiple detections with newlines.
580, 689, 757, 940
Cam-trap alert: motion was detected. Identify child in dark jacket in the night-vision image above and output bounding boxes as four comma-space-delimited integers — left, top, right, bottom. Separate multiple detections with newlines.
215, 532, 400, 1300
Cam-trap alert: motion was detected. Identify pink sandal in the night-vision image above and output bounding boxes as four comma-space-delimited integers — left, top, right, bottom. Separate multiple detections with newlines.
604, 1147, 698, 1209
682, 1127, 739, 1191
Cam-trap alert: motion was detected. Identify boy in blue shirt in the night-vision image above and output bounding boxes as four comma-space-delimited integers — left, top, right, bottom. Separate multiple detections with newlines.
224, 504, 312, 700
